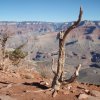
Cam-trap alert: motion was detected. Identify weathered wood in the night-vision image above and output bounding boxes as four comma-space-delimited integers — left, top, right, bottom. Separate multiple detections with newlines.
0, 33, 9, 70
63, 64, 82, 83
51, 7, 83, 96
51, 32, 65, 91
63, 7, 83, 42
51, 57, 56, 75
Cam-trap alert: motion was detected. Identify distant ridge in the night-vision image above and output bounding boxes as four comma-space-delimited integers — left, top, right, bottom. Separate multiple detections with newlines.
0, 20, 100, 34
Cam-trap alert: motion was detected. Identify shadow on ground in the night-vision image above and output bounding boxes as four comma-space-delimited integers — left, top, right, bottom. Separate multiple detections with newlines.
23, 82, 49, 90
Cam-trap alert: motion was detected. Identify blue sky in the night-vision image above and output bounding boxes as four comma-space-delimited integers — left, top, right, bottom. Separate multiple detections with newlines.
0, 0, 100, 22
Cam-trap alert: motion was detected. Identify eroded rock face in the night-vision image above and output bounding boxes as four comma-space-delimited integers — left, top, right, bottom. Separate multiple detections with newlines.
78, 67, 100, 85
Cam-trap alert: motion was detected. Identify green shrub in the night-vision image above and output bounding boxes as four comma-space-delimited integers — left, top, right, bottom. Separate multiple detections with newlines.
8, 48, 28, 64
10, 48, 27, 59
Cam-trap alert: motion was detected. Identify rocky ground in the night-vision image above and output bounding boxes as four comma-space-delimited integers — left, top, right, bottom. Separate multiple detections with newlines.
0, 68, 100, 100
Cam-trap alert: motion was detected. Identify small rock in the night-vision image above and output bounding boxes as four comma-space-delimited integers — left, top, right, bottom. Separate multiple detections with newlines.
67, 84, 72, 90
63, 91, 70, 95
46, 82, 49, 86
40, 81, 49, 86
23, 73, 34, 79
7, 84, 12, 89
77, 86, 85, 90
84, 89, 90, 94
23, 90, 27, 92
53, 91, 57, 97
70, 89, 76, 93
78, 93, 88, 100
13, 72, 20, 78
6, 92, 11, 96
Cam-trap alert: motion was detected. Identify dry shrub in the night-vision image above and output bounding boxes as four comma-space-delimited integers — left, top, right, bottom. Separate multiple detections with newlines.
36, 61, 53, 79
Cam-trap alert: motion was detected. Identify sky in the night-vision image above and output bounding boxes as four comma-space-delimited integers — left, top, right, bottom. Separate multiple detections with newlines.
0, 0, 100, 22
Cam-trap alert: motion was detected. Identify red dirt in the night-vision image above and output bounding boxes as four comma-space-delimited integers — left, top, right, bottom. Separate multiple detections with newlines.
0, 70, 100, 100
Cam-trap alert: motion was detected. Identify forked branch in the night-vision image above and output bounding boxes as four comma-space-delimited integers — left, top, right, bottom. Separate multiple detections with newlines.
64, 64, 82, 83
63, 7, 83, 42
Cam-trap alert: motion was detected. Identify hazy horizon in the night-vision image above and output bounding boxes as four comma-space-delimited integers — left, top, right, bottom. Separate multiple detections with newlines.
0, 20, 100, 23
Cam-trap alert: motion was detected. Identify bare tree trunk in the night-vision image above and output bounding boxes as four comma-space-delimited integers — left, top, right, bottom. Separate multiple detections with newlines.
51, 32, 65, 91
0, 33, 9, 70
51, 7, 83, 96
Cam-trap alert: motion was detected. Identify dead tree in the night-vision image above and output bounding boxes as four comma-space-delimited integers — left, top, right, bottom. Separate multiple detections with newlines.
51, 7, 83, 96
0, 28, 9, 70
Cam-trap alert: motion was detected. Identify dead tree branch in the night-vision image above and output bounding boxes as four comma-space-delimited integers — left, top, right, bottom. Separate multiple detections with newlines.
63, 7, 83, 42
64, 64, 82, 83
51, 57, 57, 75
51, 7, 83, 97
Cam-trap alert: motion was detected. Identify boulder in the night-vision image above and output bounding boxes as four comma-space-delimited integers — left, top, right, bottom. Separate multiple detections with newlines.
90, 90, 100, 97
78, 93, 88, 99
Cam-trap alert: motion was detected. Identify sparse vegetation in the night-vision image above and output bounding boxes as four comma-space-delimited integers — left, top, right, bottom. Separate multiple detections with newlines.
8, 48, 28, 65
35, 60, 54, 79
40, 71, 47, 79
0, 28, 10, 70
9, 48, 27, 60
